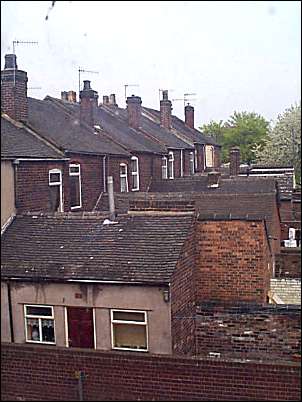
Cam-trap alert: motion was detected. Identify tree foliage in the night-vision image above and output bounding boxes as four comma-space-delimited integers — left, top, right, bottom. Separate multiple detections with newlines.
200, 111, 270, 163
254, 103, 301, 184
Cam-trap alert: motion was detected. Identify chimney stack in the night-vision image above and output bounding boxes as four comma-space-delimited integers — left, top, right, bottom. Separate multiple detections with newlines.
126, 95, 142, 129
1, 54, 28, 121
109, 93, 117, 106
185, 103, 194, 129
229, 147, 240, 176
207, 171, 221, 188
67, 90, 76, 103
79, 80, 99, 127
61, 91, 68, 101
103, 95, 110, 105
160, 90, 172, 129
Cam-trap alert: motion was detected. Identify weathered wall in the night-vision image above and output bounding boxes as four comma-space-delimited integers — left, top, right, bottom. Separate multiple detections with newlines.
1, 343, 300, 401
1, 160, 15, 228
2, 281, 172, 355
275, 249, 301, 278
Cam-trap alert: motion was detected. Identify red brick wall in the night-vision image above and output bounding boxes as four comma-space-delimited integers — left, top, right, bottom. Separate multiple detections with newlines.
107, 156, 130, 193
1, 69, 28, 122
275, 249, 301, 278
196, 304, 301, 361
171, 223, 196, 355
16, 160, 69, 213
195, 220, 272, 304
1, 343, 300, 401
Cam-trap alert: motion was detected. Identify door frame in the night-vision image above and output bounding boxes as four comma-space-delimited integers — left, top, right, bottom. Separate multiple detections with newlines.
64, 306, 96, 349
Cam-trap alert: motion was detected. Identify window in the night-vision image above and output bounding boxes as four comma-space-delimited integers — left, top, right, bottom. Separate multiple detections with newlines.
168, 151, 174, 179
120, 163, 129, 192
111, 310, 148, 352
69, 164, 82, 209
131, 156, 140, 191
189, 152, 195, 175
24, 305, 55, 344
205, 145, 214, 168
162, 156, 168, 179
49, 169, 63, 212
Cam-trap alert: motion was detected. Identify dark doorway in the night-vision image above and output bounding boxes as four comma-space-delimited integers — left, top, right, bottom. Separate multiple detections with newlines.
67, 307, 94, 348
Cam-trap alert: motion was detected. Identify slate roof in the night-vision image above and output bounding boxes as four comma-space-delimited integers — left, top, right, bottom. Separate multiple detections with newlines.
1, 213, 193, 284
27, 97, 129, 156
142, 106, 218, 146
1, 115, 65, 159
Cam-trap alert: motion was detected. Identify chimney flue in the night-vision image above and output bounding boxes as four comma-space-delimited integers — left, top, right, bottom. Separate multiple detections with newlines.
67, 91, 76, 103
107, 176, 116, 221
229, 147, 240, 176
126, 95, 142, 129
109, 94, 117, 106
103, 95, 109, 105
185, 103, 194, 129
160, 90, 172, 129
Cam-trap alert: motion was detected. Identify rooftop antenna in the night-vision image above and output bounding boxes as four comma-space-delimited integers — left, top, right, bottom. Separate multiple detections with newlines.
12, 40, 38, 86
172, 93, 197, 108
28, 86, 42, 91
159, 88, 174, 103
124, 84, 139, 100
78, 67, 99, 97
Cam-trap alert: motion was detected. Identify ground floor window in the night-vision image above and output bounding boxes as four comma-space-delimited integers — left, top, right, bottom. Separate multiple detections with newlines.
162, 156, 168, 179
24, 305, 55, 344
120, 163, 129, 192
111, 310, 148, 351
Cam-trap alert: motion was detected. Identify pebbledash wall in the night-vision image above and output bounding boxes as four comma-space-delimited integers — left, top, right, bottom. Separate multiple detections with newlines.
1, 343, 300, 401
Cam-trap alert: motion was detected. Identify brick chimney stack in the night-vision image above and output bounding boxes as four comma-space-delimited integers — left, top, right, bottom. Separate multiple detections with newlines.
126, 95, 142, 129
185, 103, 194, 129
103, 95, 110, 105
109, 93, 117, 106
67, 90, 76, 103
229, 147, 240, 176
160, 90, 172, 129
1, 54, 28, 122
79, 80, 99, 127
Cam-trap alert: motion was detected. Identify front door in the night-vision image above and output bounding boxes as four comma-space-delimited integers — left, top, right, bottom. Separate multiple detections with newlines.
67, 307, 94, 348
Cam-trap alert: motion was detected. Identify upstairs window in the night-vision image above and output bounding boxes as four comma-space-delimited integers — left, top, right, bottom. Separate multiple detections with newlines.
131, 156, 140, 191
205, 145, 214, 168
189, 152, 195, 175
24, 305, 55, 344
111, 310, 148, 352
69, 164, 82, 209
162, 157, 168, 179
120, 163, 129, 193
48, 169, 63, 212
168, 151, 174, 179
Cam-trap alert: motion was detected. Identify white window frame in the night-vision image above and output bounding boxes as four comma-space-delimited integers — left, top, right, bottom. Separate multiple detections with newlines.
168, 151, 174, 179
48, 168, 63, 212
131, 156, 140, 191
205, 145, 214, 168
69, 163, 82, 210
24, 304, 56, 345
111, 309, 148, 352
194, 148, 198, 171
162, 156, 168, 179
120, 163, 129, 193
189, 151, 195, 175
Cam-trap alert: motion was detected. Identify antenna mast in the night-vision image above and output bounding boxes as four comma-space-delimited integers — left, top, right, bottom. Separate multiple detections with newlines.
124, 84, 139, 100
12, 40, 38, 86
78, 67, 99, 97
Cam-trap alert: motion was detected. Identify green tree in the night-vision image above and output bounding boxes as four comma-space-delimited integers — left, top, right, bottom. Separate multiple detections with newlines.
200, 120, 225, 144
254, 103, 301, 184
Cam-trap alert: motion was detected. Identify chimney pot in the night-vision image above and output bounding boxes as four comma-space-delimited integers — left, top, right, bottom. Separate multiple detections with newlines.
4, 54, 17, 69
83, 80, 91, 90
67, 90, 76, 103
61, 91, 68, 101
109, 93, 117, 106
103, 95, 109, 105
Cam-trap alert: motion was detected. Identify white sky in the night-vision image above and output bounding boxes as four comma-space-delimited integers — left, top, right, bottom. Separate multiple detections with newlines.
1, 1, 301, 127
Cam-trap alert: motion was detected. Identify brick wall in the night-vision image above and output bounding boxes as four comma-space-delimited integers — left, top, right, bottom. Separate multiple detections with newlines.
275, 249, 301, 278
1, 343, 300, 401
16, 160, 69, 213
107, 156, 130, 193
171, 222, 196, 355
195, 220, 272, 304
196, 303, 301, 361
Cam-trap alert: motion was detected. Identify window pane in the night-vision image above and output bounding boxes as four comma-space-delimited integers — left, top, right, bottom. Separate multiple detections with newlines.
26, 306, 53, 317
131, 159, 137, 173
131, 174, 138, 190
113, 323, 147, 349
49, 173, 61, 183
70, 175, 81, 207
69, 166, 80, 174
26, 318, 40, 341
113, 311, 145, 322
120, 165, 126, 175
49, 185, 60, 212
41, 319, 55, 342
121, 176, 127, 192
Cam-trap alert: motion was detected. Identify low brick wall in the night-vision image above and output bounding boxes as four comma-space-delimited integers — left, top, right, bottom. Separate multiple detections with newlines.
1, 343, 300, 401
196, 303, 301, 361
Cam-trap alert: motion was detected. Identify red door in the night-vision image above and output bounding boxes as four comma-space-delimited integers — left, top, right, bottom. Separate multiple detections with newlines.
67, 307, 94, 348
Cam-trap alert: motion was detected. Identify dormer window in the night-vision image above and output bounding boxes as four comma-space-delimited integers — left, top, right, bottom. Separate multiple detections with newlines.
205, 145, 214, 168
120, 163, 129, 193
131, 156, 140, 191
69, 164, 82, 210
168, 151, 174, 179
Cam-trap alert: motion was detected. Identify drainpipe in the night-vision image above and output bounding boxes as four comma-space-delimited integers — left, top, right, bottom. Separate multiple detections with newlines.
12, 159, 19, 211
103, 155, 107, 192
7, 281, 14, 343
107, 176, 116, 221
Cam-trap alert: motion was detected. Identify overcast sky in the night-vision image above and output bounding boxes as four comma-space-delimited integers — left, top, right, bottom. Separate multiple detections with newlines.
1, 1, 301, 127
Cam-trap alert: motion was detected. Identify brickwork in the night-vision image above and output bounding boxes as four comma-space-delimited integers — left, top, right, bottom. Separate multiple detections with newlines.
107, 156, 130, 193
196, 304, 301, 361
275, 249, 301, 278
1, 343, 300, 401
171, 223, 196, 355
195, 220, 272, 304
